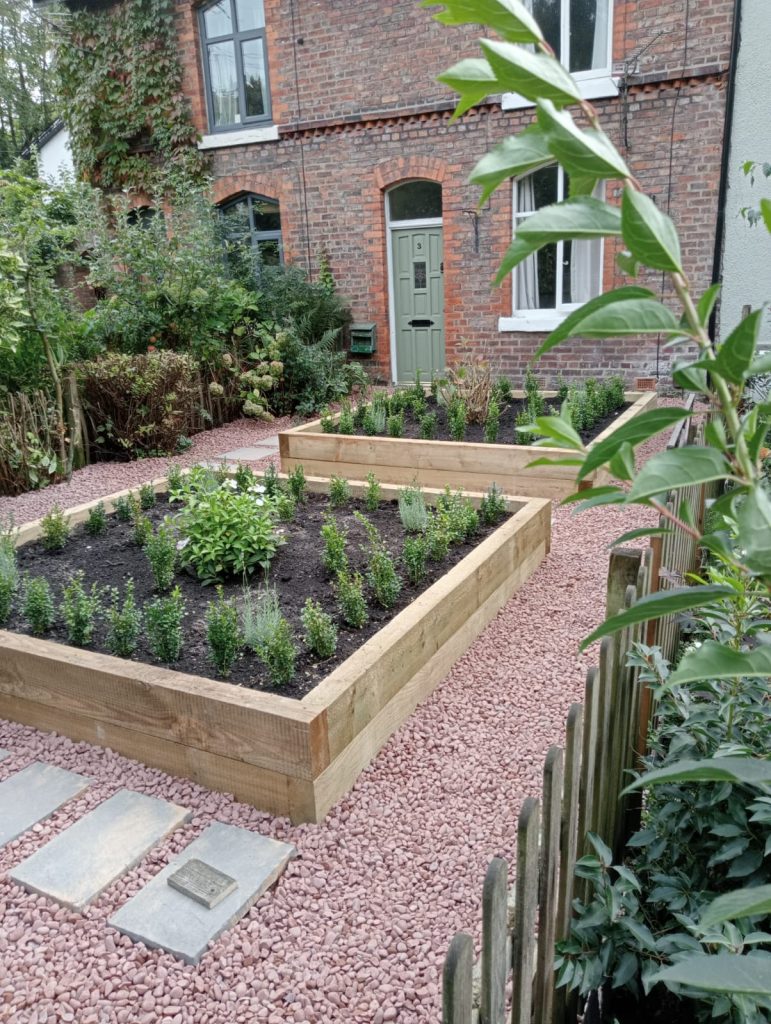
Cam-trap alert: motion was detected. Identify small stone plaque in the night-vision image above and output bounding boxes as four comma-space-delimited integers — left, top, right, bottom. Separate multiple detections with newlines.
167, 858, 238, 909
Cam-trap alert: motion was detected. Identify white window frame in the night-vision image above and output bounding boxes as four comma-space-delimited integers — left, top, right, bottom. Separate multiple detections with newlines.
502, 0, 617, 111
499, 169, 605, 333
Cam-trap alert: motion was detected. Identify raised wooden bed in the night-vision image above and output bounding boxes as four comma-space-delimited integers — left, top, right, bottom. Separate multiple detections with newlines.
0, 476, 550, 823
279, 391, 657, 500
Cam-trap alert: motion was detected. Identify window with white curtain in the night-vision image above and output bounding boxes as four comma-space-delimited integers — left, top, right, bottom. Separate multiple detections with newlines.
502, 0, 616, 109
511, 166, 603, 325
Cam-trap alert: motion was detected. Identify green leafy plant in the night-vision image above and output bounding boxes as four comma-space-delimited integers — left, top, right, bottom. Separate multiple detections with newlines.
206, 586, 242, 677
255, 615, 297, 687
40, 505, 70, 551
479, 483, 508, 526
139, 484, 156, 510
448, 398, 467, 442
436, 488, 478, 544
167, 464, 184, 494
301, 598, 338, 659
354, 511, 402, 609
420, 411, 438, 439
241, 585, 280, 652
261, 462, 281, 497
105, 579, 142, 658
320, 405, 335, 433
425, 515, 451, 562
430, 0, 771, 1012
113, 494, 136, 522
328, 475, 351, 508
335, 569, 368, 628
0, 545, 17, 625
84, 501, 108, 537
145, 586, 185, 663
321, 514, 349, 575
484, 396, 501, 443
22, 575, 54, 635
494, 376, 512, 405
403, 534, 429, 586
62, 571, 101, 647
275, 491, 296, 521
387, 411, 405, 438
365, 472, 382, 512
145, 522, 177, 592
338, 401, 355, 435
398, 484, 429, 533
287, 465, 307, 504
132, 509, 153, 548
175, 485, 284, 584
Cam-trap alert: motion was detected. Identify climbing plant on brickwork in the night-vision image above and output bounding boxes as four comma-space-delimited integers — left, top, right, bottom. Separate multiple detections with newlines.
56, 0, 207, 193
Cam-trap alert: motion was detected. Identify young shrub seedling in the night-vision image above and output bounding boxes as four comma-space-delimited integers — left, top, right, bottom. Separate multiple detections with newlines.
494, 375, 512, 405
132, 509, 153, 548
62, 571, 101, 647
40, 505, 70, 551
425, 515, 450, 562
320, 405, 335, 433
113, 493, 137, 522
287, 465, 307, 503
234, 463, 256, 492
146, 586, 185, 663
0, 545, 17, 625
275, 491, 296, 521
515, 407, 534, 446
352, 401, 368, 430
301, 598, 338, 659
262, 461, 281, 497
166, 463, 184, 496
338, 401, 355, 434
335, 569, 368, 628
484, 396, 500, 444
321, 514, 348, 575
328, 475, 351, 508
354, 511, 402, 609
105, 579, 142, 658
22, 576, 54, 635
479, 483, 507, 526
403, 534, 429, 586
257, 616, 297, 686
398, 484, 429, 533
206, 586, 242, 677
145, 522, 177, 592
419, 411, 438, 440
387, 411, 405, 438
139, 483, 156, 510
448, 398, 467, 442
85, 501, 107, 536
365, 472, 381, 512
241, 586, 281, 652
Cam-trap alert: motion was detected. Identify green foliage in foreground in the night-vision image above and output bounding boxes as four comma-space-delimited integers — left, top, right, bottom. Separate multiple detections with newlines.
428, 0, 771, 1017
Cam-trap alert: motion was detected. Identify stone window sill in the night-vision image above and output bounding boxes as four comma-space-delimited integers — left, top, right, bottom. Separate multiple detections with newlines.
502, 75, 619, 111
198, 125, 280, 150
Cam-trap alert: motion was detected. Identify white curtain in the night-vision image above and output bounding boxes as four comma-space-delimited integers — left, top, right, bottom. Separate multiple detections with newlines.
515, 177, 540, 310
570, 238, 601, 304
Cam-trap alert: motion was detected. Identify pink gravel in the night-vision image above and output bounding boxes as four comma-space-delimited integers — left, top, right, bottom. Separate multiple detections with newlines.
0, 418, 669, 1024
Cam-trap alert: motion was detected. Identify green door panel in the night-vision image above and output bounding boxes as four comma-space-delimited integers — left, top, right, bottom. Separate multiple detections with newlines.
392, 227, 444, 383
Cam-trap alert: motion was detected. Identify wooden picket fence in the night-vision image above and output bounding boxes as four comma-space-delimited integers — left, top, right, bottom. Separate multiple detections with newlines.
442, 399, 714, 1024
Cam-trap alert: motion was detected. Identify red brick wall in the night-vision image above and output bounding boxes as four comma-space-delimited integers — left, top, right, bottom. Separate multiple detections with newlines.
173, 0, 734, 385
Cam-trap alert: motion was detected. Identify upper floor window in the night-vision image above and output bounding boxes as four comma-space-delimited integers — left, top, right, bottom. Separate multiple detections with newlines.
530, 0, 610, 75
502, 0, 615, 109
200, 0, 271, 131
220, 193, 283, 272
511, 166, 602, 325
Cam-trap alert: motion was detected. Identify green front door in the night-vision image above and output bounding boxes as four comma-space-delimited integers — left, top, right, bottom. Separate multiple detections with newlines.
392, 227, 445, 383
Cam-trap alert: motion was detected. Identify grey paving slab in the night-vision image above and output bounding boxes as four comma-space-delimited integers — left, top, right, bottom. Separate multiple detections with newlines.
257, 434, 279, 448
10, 789, 190, 910
109, 822, 296, 964
0, 748, 9, 762
0, 762, 90, 847
218, 445, 276, 461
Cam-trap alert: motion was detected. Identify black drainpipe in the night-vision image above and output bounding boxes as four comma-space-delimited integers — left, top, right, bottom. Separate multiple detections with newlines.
708, 0, 743, 342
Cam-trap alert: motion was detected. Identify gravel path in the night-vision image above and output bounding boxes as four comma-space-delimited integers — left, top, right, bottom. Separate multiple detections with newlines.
0, 420, 667, 1024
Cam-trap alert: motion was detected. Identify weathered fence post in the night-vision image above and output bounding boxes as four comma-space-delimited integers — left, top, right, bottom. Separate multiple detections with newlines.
480, 858, 508, 1024
443, 932, 474, 1024
511, 797, 541, 1024
534, 747, 564, 1024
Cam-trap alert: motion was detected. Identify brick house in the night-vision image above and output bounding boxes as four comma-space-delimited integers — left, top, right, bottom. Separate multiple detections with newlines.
68, 0, 742, 385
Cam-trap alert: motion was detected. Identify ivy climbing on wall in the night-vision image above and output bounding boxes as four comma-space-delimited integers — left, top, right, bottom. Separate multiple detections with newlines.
57, 0, 208, 194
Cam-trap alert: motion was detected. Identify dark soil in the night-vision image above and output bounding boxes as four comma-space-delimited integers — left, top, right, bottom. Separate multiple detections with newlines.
344, 396, 630, 446
8, 493, 503, 700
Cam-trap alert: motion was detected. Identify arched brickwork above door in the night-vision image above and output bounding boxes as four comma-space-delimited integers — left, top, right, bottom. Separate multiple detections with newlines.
374, 156, 448, 191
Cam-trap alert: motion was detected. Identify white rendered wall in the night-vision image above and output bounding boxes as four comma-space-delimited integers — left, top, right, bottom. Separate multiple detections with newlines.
38, 128, 74, 182
718, 0, 771, 350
